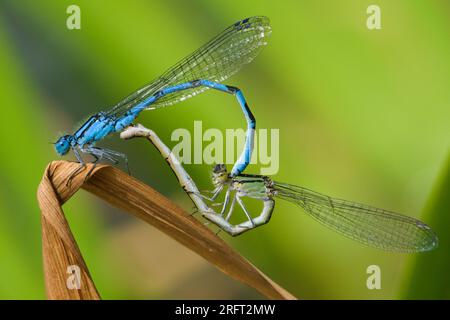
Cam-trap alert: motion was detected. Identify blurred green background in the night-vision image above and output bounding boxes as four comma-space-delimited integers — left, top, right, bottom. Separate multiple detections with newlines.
0, 0, 448, 299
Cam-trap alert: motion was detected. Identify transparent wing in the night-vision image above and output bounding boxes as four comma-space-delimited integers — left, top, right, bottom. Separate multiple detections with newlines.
273, 182, 438, 252
106, 16, 271, 117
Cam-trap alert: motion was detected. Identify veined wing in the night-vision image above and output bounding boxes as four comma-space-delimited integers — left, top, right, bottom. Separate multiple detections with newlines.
106, 16, 271, 117
273, 182, 438, 253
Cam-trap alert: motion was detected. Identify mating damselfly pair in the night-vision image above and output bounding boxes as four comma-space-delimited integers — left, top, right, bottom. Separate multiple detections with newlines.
54, 17, 438, 253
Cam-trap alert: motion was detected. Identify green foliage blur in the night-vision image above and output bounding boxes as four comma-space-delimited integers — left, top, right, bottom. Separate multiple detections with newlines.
0, 0, 448, 299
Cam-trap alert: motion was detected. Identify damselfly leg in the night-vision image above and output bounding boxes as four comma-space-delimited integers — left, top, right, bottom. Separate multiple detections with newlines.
235, 195, 256, 227
188, 185, 224, 202
86, 146, 130, 174
66, 146, 87, 186
193, 180, 265, 228
66, 145, 130, 186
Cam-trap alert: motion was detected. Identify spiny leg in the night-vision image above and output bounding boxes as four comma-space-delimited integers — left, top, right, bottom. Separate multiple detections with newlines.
236, 195, 255, 227
84, 154, 99, 182
211, 202, 223, 207
85, 146, 130, 176
187, 185, 224, 202
66, 147, 87, 186
199, 189, 216, 194
225, 194, 237, 221
220, 188, 232, 216
95, 147, 130, 174
78, 145, 120, 182
204, 185, 224, 202
89, 146, 121, 164
183, 179, 225, 207
79, 146, 104, 182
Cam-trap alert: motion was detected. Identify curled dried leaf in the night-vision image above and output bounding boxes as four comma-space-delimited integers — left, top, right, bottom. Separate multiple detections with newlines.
37, 161, 296, 300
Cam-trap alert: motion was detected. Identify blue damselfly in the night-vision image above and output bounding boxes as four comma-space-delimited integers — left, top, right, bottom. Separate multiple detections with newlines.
54, 17, 271, 182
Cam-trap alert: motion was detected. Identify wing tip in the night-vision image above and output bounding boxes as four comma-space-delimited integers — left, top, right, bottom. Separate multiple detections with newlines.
237, 16, 271, 31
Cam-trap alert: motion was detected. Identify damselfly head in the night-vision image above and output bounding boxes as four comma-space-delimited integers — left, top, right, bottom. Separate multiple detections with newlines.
213, 164, 227, 174
54, 135, 71, 156
212, 164, 228, 186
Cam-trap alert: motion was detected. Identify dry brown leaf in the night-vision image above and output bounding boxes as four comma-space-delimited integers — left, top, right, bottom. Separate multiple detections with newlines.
37, 160, 297, 300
